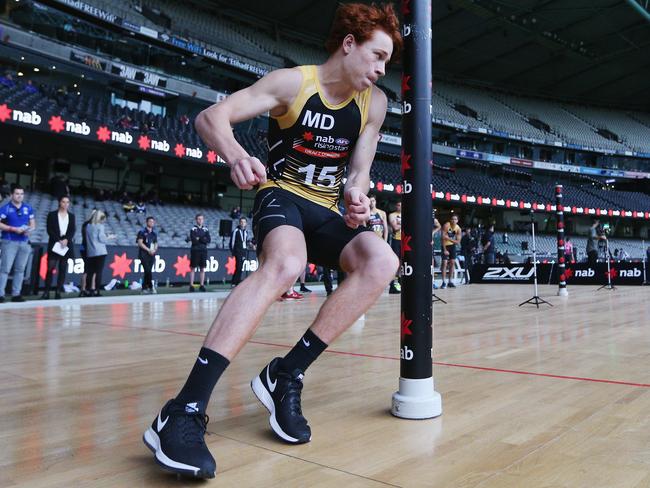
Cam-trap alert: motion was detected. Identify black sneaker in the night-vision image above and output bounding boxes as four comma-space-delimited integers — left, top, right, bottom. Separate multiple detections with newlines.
199, 285, 206, 292
448, 282, 456, 288
11, 296, 25, 303
0, 296, 4, 303
440, 282, 447, 289
251, 357, 311, 444
189, 285, 195, 293
299, 285, 311, 293
143, 399, 216, 478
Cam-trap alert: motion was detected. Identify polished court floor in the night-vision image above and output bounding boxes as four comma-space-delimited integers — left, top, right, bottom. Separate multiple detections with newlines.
1, 284, 649, 487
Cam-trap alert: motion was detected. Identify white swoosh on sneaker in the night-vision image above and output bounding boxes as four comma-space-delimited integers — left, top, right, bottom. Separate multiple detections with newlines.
157, 413, 169, 431
266, 365, 277, 392
302, 337, 310, 347
198, 357, 208, 365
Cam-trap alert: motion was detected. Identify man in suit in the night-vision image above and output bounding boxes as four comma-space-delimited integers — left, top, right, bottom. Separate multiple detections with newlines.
229, 217, 248, 286
42, 195, 76, 299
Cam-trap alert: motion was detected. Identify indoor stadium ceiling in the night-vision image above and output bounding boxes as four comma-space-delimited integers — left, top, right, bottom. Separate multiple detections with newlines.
195, 0, 650, 110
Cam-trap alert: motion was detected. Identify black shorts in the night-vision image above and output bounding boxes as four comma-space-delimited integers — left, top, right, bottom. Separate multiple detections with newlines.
442, 244, 457, 260
390, 238, 401, 257
190, 248, 208, 268
252, 187, 369, 269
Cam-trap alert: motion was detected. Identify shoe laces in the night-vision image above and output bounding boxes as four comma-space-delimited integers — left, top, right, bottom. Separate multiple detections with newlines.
175, 404, 210, 445
278, 371, 305, 416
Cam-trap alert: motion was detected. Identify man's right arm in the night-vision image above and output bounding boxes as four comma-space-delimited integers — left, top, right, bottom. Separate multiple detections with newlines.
195, 68, 303, 190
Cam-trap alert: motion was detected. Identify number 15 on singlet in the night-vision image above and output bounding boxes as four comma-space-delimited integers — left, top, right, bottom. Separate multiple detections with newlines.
297, 164, 338, 188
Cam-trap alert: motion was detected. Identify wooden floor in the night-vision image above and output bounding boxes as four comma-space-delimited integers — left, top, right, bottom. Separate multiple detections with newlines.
1, 284, 650, 488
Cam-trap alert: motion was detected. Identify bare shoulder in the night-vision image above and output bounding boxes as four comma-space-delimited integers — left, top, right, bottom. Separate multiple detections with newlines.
260, 67, 304, 106
368, 85, 388, 123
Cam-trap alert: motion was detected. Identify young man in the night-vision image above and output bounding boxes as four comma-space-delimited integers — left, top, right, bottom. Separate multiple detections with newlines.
367, 195, 388, 241
229, 217, 249, 287
586, 219, 606, 267
136, 216, 158, 294
482, 224, 496, 265
431, 211, 441, 288
143, 3, 401, 479
388, 200, 402, 294
441, 214, 461, 288
0, 184, 35, 303
189, 214, 211, 292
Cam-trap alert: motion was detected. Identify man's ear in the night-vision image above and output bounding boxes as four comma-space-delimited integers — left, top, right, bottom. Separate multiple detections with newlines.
342, 34, 355, 55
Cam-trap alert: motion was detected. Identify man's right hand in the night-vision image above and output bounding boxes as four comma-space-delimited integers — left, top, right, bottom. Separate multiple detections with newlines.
13, 227, 25, 235
230, 156, 267, 190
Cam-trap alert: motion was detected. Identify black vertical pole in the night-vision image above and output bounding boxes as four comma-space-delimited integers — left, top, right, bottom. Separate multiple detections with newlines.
391, 0, 441, 420
555, 185, 568, 296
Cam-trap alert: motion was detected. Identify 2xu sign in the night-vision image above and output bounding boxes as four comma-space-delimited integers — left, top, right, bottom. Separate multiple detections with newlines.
471, 263, 645, 285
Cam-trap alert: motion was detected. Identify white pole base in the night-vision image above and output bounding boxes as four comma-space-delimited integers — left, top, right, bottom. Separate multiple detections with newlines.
557, 288, 568, 297
391, 377, 442, 419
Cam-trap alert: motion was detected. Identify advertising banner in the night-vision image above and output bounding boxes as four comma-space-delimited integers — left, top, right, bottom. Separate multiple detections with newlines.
471, 262, 645, 285
33, 246, 258, 287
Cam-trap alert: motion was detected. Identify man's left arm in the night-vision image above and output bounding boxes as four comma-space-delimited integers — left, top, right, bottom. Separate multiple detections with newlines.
344, 87, 387, 228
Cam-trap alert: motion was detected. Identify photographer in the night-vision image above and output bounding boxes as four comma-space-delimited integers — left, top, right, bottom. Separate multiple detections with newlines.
586, 219, 607, 267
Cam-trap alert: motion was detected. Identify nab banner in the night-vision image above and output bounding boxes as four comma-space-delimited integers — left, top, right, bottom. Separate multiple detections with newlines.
471, 263, 645, 285
33, 246, 258, 286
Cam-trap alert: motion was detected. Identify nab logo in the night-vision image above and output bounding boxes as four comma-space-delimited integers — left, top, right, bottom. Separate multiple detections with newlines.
13, 109, 41, 125
574, 269, 595, 277
112, 130, 133, 144
134, 255, 166, 272
402, 181, 412, 194
619, 268, 641, 277
151, 139, 170, 152
66, 121, 91, 135
400, 346, 414, 360
401, 262, 413, 276
302, 110, 334, 130
242, 259, 258, 272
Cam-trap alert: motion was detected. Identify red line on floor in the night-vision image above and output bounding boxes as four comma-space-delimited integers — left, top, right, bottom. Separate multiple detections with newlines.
27, 314, 650, 389
248, 340, 650, 388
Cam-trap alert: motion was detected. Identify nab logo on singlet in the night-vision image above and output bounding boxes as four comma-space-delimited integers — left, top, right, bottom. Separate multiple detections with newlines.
302, 110, 335, 130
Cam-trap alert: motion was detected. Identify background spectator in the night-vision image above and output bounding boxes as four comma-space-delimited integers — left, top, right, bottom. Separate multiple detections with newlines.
0, 185, 35, 303
85, 210, 113, 296
137, 216, 158, 294
42, 195, 76, 300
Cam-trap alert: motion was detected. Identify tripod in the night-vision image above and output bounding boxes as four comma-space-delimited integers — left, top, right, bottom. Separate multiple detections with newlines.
519, 213, 552, 308
597, 239, 616, 291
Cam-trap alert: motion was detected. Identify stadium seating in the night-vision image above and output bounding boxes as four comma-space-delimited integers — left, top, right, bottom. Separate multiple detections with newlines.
15, 191, 235, 249
48, 0, 649, 154
9, 192, 646, 259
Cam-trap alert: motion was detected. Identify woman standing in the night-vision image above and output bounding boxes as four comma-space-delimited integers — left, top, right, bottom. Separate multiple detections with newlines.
85, 210, 114, 297
42, 195, 76, 300
78, 209, 96, 297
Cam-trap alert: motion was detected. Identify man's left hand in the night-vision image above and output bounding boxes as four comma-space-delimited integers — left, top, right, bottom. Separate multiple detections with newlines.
344, 187, 370, 229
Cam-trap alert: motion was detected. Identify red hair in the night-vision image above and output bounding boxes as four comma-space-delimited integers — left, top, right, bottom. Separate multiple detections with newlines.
325, 2, 402, 62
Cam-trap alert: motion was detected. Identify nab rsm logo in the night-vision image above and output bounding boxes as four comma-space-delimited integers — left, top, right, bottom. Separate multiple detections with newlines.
483, 267, 535, 280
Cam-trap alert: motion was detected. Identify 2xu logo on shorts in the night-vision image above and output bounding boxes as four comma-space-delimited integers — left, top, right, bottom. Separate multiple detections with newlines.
483, 267, 535, 280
